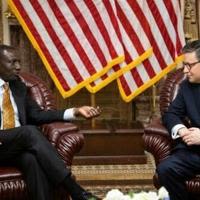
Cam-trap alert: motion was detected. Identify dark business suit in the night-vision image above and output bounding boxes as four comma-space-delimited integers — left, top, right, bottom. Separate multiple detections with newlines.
0, 78, 70, 200
157, 79, 200, 200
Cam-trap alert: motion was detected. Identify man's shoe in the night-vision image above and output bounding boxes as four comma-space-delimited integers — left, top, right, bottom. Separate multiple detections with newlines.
72, 191, 101, 200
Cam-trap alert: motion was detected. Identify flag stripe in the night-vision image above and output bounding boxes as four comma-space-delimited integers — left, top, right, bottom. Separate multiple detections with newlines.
82, 0, 119, 81
14, 0, 70, 90
103, 0, 123, 47
94, 0, 124, 57
20, 0, 78, 88
131, 0, 167, 69
75, 0, 113, 63
44, 2, 91, 79
57, 0, 118, 73
115, 1, 153, 88
30, 0, 84, 83
174, 2, 185, 56
48, 0, 97, 76
66, 0, 107, 67
116, 1, 146, 87
84, 0, 117, 59
99, 0, 125, 81
147, 0, 175, 59
124, 0, 156, 78
164, 0, 182, 55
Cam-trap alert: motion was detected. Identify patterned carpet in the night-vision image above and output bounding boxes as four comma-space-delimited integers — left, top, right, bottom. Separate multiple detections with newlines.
72, 152, 156, 198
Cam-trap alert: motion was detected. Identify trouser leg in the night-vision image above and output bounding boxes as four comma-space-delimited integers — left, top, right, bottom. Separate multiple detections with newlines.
19, 125, 70, 184
16, 152, 53, 200
0, 125, 71, 199
157, 149, 200, 200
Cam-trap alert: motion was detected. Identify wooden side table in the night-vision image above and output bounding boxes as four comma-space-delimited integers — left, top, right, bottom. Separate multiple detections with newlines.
73, 120, 147, 165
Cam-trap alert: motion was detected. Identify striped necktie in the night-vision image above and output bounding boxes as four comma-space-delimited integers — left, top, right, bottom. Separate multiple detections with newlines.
2, 83, 15, 129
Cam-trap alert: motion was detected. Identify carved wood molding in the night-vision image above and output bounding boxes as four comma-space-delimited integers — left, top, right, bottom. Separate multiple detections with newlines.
184, 0, 199, 40
0, 1, 2, 43
197, 0, 200, 38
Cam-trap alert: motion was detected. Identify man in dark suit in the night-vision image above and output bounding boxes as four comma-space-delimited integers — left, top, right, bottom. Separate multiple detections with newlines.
0, 44, 101, 200
157, 40, 200, 200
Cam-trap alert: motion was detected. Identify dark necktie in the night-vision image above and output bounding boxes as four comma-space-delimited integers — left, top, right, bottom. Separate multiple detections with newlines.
2, 83, 15, 129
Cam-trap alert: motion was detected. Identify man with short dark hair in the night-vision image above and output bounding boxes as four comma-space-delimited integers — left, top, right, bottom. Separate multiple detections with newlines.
157, 40, 200, 200
0, 44, 101, 200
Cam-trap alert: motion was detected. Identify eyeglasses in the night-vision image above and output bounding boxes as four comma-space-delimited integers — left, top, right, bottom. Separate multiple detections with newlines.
182, 60, 200, 71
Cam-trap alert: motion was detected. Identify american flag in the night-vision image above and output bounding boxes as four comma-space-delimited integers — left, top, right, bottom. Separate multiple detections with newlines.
8, 0, 185, 102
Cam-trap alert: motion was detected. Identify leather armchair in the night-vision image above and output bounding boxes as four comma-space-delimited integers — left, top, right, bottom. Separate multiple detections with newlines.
143, 69, 200, 193
0, 72, 84, 200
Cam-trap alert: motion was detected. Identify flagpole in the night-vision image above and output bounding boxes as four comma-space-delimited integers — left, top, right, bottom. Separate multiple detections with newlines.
91, 93, 96, 128
151, 84, 156, 118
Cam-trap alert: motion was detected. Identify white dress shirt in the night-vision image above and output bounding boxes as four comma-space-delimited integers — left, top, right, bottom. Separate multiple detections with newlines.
0, 78, 76, 129
171, 124, 186, 139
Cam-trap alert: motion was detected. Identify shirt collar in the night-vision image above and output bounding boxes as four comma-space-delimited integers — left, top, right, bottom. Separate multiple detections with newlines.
0, 78, 5, 88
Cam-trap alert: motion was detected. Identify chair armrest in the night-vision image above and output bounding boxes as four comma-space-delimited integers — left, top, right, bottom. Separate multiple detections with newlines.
145, 118, 169, 137
41, 122, 79, 145
143, 118, 173, 165
41, 122, 84, 166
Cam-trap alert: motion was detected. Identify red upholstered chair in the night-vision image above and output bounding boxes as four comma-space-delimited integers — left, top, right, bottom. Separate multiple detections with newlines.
143, 69, 200, 195
0, 72, 84, 200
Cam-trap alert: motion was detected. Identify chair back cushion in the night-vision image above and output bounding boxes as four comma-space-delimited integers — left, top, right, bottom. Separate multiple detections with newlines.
160, 69, 185, 115
19, 72, 56, 111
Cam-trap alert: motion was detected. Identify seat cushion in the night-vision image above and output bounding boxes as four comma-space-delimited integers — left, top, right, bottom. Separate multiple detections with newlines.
0, 167, 23, 180
0, 167, 27, 200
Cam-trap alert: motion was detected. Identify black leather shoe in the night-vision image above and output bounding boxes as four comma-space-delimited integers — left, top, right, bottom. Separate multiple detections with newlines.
72, 191, 101, 200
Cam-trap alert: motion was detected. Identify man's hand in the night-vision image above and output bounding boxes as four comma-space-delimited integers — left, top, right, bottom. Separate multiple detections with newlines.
179, 127, 200, 146
73, 106, 101, 119
178, 127, 190, 136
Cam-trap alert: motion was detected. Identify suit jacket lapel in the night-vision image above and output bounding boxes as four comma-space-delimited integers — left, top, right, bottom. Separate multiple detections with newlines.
9, 80, 26, 125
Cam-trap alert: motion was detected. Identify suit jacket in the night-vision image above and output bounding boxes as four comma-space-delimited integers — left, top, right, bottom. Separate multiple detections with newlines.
162, 79, 200, 150
0, 77, 65, 128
